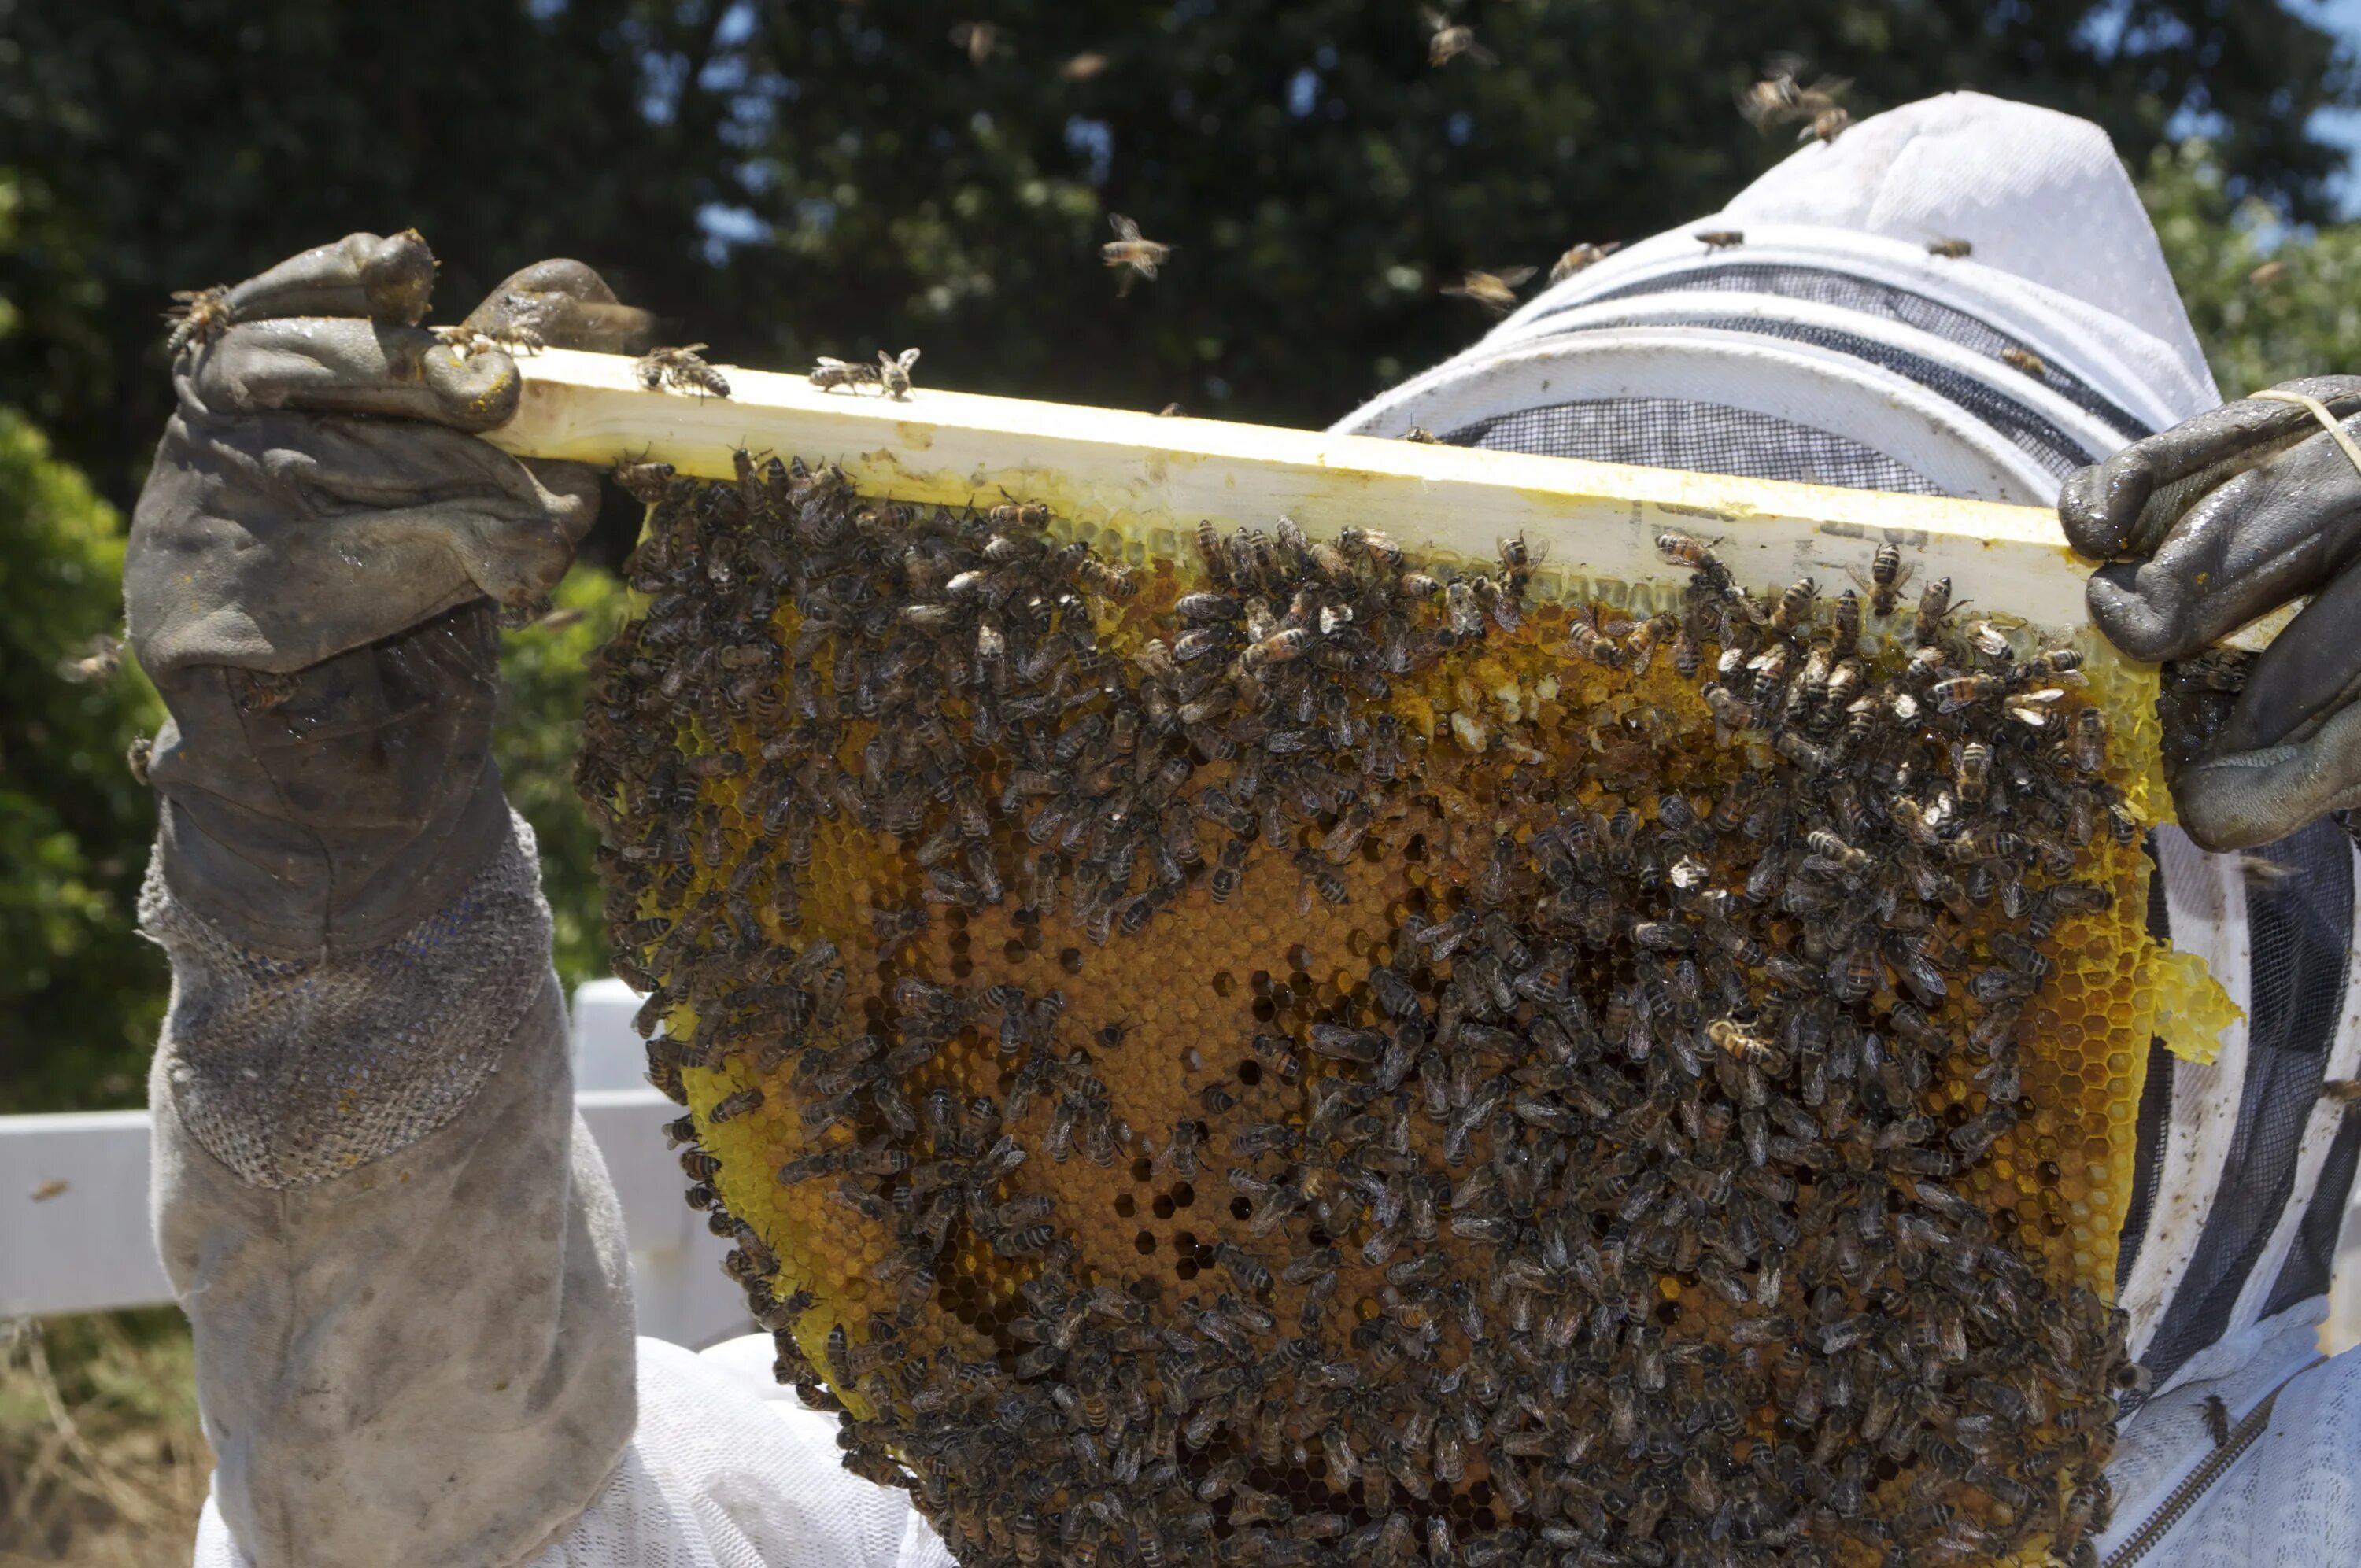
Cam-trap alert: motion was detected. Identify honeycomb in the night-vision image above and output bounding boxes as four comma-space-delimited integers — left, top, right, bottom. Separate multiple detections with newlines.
578, 454, 2233, 1568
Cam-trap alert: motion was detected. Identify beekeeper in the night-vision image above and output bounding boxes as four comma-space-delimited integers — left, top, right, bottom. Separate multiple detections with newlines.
131, 93, 2358, 1568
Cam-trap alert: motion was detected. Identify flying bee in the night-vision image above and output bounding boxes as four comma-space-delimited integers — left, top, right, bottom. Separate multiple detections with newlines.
948, 19, 1001, 64
1547, 240, 1622, 284
1442, 266, 1536, 315
163, 283, 234, 356
1696, 230, 1746, 249
1740, 54, 1850, 139
59, 634, 123, 684
638, 344, 730, 397
1102, 214, 1173, 293
1421, 6, 1497, 67
2000, 345, 2049, 378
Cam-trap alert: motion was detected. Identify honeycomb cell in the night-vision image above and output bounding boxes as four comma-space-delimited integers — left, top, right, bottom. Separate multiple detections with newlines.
586, 466, 2195, 1568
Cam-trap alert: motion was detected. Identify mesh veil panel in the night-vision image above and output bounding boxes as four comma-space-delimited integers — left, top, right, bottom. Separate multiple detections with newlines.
2263, 1112, 2361, 1322
1510, 312, 2101, 478
1445, 397, 1940, 493
2133, 817, 2355, 1404
2116, 847, 2179, 1293
1561, 262, 2157, 444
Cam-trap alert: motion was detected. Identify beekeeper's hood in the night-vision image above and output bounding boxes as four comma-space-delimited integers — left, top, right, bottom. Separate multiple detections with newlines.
1341, 91, 2359, 1415
1336, 90, 2218, 504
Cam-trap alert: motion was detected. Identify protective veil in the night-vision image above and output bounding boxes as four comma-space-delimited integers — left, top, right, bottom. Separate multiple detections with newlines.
1336, 91, 2361, 1567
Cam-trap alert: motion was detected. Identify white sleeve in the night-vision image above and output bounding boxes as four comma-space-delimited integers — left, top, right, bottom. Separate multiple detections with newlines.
197, 1338, 955, 1568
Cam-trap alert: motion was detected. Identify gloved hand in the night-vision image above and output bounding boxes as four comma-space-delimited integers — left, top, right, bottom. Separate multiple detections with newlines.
2059, 375, 2361, 852
127, 232, 645, 954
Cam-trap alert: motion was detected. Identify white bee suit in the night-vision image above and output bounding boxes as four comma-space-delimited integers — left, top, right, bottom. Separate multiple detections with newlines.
160, 94, 2359, 1568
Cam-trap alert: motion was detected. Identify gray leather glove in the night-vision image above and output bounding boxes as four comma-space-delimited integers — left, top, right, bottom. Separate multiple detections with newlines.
2060, 375, 2361, 851
127, 232, 639, 954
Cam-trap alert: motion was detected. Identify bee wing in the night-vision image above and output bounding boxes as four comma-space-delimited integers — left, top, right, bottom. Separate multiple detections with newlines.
1762, 50, 1811, 82
1420, 5, 1447, 31
897, 347, 922, 370
1465, 39, 1498, 67
1110, 213, 1141, 242
1495, 265, 1538, 288
815, 356, 853, 371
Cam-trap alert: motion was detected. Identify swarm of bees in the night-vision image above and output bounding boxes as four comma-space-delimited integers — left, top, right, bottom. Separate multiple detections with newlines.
1740, 55, 1852, 145
582, 458, 2171, 1568
637, 343, 731, 399
811, 348, 925, 400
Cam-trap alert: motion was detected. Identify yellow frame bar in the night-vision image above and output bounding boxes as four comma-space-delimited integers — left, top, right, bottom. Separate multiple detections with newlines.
482, 346, 2279, 647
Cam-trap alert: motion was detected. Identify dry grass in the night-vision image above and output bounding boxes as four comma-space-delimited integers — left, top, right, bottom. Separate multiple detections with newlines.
0, 1312, 206, 1567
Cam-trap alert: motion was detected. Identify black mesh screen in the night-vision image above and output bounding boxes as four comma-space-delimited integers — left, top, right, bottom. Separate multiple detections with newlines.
2115, 846, 2178, 1294
2132, 817, 2354, 1401
1518, 312, 2101, 478
1443, 397, 1939, 493
2262, 1110, 2361, 1321
1561, 262, 2156, 444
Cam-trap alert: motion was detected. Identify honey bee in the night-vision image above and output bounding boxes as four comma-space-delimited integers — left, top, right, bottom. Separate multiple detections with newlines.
1657, 529, 1733, 594
1547, 240, 1622, 284
1695, 230, 1746, 249
1999, 345, 2049, 378
1421, 6, 1497, 67
1916, 574, 1957, 640
1102, 215, 1173, 292
2321, 1079, 2361, 1110
1927, 238, 1974, 258
59, 634, 123, 684
638, 344, 730, 397
1442, 266, 1537, 315
162, 283, 234, 356
1858, 540, 1913, 618
948, 20, 1001, 64
1402, 426, 1439, 443
875, 347, 922, 400
2201, 1393, 2233, 1446
709, 1087, 766, 1123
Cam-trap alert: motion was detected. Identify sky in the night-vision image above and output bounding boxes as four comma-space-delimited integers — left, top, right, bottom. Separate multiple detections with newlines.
2310, 0, 2361, 211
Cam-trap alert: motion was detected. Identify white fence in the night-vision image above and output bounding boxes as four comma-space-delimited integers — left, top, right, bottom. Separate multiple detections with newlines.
0, 980, 751, 1349
9, 980, 2361, 1356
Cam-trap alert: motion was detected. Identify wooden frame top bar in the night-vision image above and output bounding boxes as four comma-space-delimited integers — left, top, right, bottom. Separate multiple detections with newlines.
482, 346, 2198, 640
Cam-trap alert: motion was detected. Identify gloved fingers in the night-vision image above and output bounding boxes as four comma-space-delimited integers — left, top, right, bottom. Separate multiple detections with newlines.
187, 318, 522, 431
294, 421, 603, 607
127, 414, 601, 677
2081, 424, 2361, 662
463, 258, 660, 354
2213, 564, 2361, 754
2059, 375, 2361, 561
220, 231, 439, 327
2173, 697, 2361, 852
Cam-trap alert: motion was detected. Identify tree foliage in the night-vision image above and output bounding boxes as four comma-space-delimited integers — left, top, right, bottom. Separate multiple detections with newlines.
0, 401, 165, 1112
2, 0, 2352, 527
2142, 138, 2361, 395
